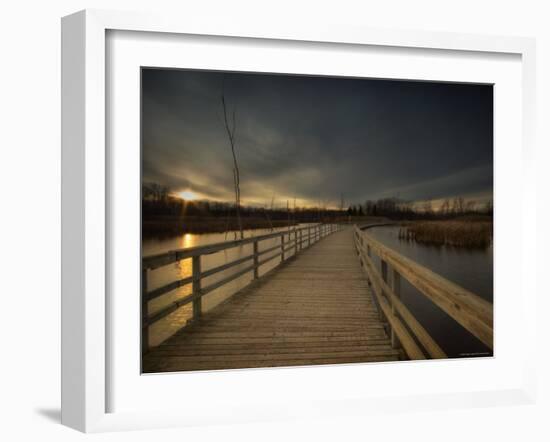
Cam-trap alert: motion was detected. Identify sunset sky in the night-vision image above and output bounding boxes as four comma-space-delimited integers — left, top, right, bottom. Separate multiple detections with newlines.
142, 69, 493, 209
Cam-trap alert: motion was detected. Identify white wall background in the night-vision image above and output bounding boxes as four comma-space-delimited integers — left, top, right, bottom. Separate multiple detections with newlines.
0, 0, 548, 440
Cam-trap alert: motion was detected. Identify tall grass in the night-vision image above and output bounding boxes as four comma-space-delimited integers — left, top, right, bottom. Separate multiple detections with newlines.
399, 219, 492, 249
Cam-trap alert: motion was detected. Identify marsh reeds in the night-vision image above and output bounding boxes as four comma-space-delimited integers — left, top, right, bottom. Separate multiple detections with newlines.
398, 219, 492, 249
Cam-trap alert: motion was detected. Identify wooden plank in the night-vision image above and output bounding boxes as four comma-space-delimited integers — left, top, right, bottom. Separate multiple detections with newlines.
177, 330, 387, 338
158, 337, 393, 348
146, 275, 193, 301
200, 254, 254, 279
156, 341, 395, 352
204, 321, 384, 329
192, 255, 202, 318
160, 335, 393, 346
144, 293, 196, 327
145, 349, 401, 363
152, 344, 397, 357
200, 263, 255, 295
144, 355, 399, 372
253, 240, 259, 279
141, 268, 149, 354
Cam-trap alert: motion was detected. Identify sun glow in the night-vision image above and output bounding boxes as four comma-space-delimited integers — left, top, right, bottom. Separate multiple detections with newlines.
179, 190, 198, 201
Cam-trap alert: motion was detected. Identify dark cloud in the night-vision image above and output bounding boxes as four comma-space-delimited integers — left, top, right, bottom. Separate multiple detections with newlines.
142, 68, 493, 207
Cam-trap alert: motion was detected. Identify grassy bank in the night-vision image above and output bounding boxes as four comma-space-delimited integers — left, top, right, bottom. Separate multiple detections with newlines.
398, 218, 493, 249
142, 216, 299, 238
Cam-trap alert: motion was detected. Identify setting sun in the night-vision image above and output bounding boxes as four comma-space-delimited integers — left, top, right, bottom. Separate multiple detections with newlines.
179, 190, 197, 201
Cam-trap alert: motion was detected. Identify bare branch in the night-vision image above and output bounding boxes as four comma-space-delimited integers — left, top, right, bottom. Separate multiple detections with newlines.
221, 78, 243, 239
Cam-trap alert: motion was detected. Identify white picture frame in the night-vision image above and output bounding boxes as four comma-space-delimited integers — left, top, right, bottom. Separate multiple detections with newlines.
61, 9, 537, 433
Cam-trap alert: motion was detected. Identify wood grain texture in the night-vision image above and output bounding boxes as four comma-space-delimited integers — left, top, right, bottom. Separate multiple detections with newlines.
143, 228, 399, 373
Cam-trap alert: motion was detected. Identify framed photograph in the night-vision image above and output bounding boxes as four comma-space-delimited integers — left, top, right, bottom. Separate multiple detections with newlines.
61, 9, 537, 432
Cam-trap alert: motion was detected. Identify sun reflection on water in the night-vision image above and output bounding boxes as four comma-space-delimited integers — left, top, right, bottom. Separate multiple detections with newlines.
181, 233, 196, 249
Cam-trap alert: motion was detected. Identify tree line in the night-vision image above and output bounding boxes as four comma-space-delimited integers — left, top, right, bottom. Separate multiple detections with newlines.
143, 182, 493, 223
346, 196, 493, 219
142, 182, 342, 223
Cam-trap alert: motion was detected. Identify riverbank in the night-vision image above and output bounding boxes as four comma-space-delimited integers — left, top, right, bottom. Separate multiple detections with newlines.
398, 218, 493, 248
142, 216, 301, 238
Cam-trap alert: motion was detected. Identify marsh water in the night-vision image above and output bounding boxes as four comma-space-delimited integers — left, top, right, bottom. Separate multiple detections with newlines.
143, 225, 313, 346
366, 225, 493, 358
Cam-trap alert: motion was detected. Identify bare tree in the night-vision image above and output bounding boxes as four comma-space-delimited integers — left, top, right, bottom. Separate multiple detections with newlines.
440, 198, 450, 216
221, 79, 243, 239
452, 196, 465, 215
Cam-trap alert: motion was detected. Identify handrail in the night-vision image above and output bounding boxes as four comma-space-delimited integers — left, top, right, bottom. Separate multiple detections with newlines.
141, 223, 343, 352
353, 225, 493, 359
143, 223, 335, 270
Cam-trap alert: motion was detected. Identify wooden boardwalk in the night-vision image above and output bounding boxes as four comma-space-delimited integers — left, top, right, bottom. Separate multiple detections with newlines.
143, 228, 400, 373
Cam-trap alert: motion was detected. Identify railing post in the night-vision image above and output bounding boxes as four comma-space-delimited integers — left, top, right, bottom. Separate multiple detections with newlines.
299, 228, 302, 251
253, 240, 259, 279
294, 230, 298, 256
379, 259, 388, 324
281, 233, 285, 261
308, 227, 311, 247
141, 267, 149, 354
192, 255, 202, 319
381, 260, 388, 283
391, 268, 402, 349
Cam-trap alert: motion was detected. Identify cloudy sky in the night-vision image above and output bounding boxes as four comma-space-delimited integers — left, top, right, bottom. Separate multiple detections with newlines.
142, 68, 493, 209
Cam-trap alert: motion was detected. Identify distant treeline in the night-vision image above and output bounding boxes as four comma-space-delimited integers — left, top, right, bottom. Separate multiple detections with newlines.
348, 196, 493, 220
142, 182, 343, 223
142, 182, 493, 226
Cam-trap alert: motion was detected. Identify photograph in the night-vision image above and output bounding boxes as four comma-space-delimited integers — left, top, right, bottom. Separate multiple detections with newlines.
140, 68, 494, 373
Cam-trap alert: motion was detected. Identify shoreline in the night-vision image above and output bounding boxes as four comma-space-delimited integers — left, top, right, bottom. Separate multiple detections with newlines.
142, 216, 301, 238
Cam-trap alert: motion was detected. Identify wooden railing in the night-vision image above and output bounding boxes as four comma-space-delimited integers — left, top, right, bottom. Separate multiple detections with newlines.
353, 225, 493, 360
141, 223, 344, 352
